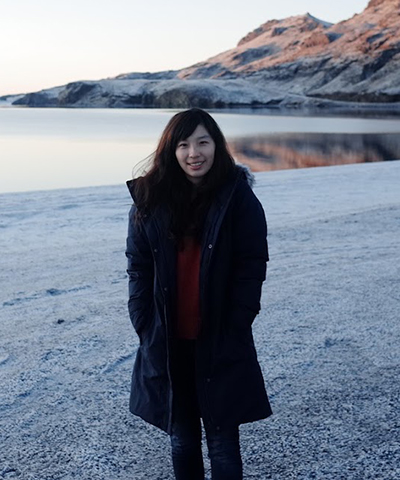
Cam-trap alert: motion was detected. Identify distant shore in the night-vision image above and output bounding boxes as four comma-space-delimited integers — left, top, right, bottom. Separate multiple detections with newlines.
2, 91, 400, 116
2, 88, 400, 112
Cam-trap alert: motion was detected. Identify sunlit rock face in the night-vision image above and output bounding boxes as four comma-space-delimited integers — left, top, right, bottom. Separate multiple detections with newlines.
179, 0, 400, 103
5, 0, 400, 108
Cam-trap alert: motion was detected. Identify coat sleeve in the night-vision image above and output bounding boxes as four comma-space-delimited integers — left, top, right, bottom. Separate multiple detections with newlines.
227, 182, 268, 331
125, 205, 154, 338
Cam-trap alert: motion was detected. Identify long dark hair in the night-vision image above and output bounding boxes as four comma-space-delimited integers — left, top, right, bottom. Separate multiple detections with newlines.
133, 108, 235, 241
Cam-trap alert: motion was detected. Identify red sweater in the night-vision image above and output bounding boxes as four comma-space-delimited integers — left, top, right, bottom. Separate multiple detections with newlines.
175, 236, 201, 339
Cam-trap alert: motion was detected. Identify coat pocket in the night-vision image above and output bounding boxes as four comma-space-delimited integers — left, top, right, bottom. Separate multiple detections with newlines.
128, 298, 155, 342
217, 327, 256, 366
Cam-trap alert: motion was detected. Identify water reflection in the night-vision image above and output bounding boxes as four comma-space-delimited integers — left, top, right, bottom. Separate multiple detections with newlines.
228, 133, 400, 171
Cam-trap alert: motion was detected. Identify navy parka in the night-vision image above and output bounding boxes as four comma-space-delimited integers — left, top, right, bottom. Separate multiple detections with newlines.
126, 165, 272, 434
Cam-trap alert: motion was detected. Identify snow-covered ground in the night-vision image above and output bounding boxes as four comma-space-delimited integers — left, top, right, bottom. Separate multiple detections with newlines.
1, 161, 399, 479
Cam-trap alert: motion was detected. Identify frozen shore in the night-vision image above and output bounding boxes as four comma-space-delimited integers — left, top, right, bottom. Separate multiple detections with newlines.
1, 161, 399, 479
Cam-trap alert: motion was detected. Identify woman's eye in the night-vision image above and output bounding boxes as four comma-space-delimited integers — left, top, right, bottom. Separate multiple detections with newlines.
199, 141, 208, 145
178, 143, 187, 148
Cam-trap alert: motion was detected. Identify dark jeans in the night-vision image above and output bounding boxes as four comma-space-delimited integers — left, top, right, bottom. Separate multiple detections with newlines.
170, 340, 243, 480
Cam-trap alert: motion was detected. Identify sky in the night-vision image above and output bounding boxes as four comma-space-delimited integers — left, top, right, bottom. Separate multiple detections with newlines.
0, 0, 369, 96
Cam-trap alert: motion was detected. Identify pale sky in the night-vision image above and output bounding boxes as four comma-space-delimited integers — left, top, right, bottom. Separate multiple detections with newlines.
0, 0, 368, 96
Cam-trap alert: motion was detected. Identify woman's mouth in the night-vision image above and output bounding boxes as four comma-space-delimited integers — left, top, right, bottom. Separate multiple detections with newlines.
188, 161, 205, 169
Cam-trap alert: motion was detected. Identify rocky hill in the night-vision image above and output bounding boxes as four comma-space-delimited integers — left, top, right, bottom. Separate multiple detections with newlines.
179, 0, 400, 103
3, 0, 400, 108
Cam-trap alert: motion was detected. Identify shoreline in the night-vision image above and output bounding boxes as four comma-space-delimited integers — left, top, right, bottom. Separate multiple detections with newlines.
2, 100, 400, 116
1, 160, 399, 198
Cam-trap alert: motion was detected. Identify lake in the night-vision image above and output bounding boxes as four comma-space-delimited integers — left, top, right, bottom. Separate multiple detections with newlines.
1, 108, 400, 194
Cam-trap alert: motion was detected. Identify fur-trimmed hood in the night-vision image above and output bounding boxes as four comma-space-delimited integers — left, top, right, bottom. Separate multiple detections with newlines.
235, 163, 255, 189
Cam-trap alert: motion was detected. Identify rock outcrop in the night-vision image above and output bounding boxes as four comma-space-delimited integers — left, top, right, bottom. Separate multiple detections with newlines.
179, 0, 400, 103
4, 0, 400, 108
10, 79, 301, 109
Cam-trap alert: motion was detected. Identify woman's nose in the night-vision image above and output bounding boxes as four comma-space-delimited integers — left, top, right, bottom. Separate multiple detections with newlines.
189, 145, 199, 157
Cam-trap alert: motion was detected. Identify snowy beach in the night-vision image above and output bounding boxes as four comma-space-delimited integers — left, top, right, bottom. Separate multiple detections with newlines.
1, 161, 399, 479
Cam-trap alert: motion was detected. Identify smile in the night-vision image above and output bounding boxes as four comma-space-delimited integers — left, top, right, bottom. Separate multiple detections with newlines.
188, 161, 205, 167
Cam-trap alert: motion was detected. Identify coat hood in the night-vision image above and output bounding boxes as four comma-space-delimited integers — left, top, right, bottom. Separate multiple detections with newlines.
235, 163, 255, 189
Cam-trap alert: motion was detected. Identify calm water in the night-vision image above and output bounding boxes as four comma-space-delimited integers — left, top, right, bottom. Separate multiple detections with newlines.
1, 108, 400, 194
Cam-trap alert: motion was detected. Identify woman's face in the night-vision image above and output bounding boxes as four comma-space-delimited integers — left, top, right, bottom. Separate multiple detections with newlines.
175, 124, 215, 185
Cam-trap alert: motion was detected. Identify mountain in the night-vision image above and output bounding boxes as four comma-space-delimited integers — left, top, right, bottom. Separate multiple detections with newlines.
178, 0, 400, 103
3, 0, 400, 109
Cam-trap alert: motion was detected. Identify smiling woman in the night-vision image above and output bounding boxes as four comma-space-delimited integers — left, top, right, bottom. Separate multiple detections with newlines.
125, 108, 271, 479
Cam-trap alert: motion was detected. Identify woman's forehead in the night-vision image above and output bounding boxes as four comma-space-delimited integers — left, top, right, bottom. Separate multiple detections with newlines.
185, 124, 211, 140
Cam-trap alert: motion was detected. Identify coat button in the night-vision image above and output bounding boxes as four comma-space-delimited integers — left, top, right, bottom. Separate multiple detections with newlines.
208, 244, 212, 249
154, 248, 158, 253
164, 287, 168, 292
206, 378, 211, 383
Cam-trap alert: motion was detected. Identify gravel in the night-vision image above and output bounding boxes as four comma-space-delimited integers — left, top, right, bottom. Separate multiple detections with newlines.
1, 161, 399, 479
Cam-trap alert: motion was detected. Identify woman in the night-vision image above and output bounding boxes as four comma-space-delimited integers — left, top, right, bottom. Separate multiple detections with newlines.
126, 108, 272, 480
